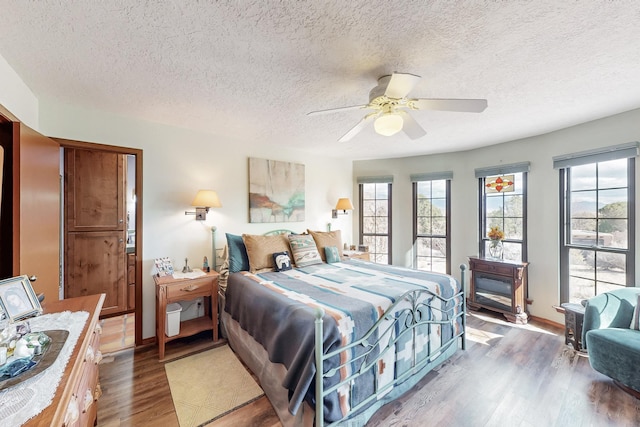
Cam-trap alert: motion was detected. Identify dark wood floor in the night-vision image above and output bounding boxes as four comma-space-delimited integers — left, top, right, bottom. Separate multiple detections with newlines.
96, 310, 640, 427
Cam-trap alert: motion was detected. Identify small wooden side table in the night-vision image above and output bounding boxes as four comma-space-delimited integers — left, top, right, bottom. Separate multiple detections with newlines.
561, 302, 586, 351
154, 271, 219, 360
343, 250, 370, 261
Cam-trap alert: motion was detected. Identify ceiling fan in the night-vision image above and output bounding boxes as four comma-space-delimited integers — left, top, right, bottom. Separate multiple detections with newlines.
308, 72, 488, 142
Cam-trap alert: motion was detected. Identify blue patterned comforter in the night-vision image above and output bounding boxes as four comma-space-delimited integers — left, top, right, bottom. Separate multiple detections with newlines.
224, 259, 463, 422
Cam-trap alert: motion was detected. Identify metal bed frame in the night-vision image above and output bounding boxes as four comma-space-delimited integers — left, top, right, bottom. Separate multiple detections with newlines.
314, 264, 467, 426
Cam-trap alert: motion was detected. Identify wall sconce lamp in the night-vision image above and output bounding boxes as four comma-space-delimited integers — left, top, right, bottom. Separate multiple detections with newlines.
185, 190, 222, 220
332, 197, 354, 218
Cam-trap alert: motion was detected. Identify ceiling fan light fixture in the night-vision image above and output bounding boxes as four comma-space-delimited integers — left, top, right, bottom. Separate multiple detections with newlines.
374, 113, 403, 136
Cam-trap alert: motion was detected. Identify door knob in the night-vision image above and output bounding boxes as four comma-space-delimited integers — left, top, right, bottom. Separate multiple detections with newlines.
29, 275, 37, 282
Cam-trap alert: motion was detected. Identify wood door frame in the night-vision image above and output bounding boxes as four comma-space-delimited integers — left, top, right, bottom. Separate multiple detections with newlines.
56, 138, 143, 347
0, 111, 14, 278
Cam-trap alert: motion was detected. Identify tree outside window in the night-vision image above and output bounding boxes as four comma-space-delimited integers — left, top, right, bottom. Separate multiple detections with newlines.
414, 179, 450, 274
359, 182, 391, 264
561, 158, 634, 303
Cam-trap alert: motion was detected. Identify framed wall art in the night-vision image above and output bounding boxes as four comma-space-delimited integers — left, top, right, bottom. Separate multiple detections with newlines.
0, 275, 43, 322
249, 157, 305, 223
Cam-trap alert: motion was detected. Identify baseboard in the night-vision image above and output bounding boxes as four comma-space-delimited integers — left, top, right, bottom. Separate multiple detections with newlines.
529, 315, 564, 330
141, 336, 155, 346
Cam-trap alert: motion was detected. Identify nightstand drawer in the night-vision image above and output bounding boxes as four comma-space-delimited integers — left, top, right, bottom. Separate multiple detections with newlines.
166, 280, 211, 299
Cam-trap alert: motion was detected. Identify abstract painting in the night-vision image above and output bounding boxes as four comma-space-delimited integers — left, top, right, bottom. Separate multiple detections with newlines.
249, 157, 305, 223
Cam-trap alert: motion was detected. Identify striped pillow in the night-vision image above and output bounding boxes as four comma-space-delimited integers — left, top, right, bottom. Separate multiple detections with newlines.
631, 294, 640, 330
288, 234, 323, 267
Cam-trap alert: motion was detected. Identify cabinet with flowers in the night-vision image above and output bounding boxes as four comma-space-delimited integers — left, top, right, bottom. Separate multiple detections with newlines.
467, 256, 529, 324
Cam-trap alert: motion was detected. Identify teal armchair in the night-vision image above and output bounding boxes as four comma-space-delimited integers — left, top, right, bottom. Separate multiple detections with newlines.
582, 288, 640, 396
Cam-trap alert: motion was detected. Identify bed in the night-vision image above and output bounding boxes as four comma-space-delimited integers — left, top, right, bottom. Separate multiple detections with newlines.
219, 230, 466, 426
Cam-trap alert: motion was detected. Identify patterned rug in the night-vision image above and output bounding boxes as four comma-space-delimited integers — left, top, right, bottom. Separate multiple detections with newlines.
165, 345, 264, 427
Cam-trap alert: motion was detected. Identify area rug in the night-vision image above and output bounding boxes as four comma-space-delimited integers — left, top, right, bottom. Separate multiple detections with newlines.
165, 345, 264, 427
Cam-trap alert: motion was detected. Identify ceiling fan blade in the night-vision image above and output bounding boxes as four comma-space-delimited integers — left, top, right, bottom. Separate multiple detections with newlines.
384, 72, 422, 99
307, 104, 368, 116
338, 113, 378, 142
409, 98, 488, 112
398, 111, 427, 140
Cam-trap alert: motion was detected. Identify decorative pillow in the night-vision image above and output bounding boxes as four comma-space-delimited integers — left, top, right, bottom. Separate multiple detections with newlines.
308, 229, 343, 262
631, 294, 640, 330
288, 234, 323, 267
273, 251, 293, 271
242, 233, 290, 273
324, 246, 341, 263
226, 233, 250, 273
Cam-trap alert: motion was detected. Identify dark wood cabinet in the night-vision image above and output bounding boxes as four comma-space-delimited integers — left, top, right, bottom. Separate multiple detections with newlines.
467, 256, 529, 324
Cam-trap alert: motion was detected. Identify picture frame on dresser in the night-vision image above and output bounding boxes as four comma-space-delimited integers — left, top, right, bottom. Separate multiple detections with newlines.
0, 275, 42, 322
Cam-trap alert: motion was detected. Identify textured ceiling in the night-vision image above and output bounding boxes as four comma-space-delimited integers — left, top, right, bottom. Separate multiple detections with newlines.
1, 1, 639, 160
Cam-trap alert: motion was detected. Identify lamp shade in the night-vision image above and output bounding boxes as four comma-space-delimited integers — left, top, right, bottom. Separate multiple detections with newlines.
192, 190, 222, 208
335, 198, 354, 211
374, 113, 403, 136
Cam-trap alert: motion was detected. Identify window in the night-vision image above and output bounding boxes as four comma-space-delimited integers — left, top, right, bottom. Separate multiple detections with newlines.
476, 163, 529, 263
359, 178, 392, 264
556, 144, 636, 303
412, 173, 451, 274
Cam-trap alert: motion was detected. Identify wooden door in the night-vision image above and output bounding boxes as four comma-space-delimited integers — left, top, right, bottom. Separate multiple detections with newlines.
65, 231, 125, 315
65, 148, 125, 232
0, 118, 61, 303
64, 148, 127, 316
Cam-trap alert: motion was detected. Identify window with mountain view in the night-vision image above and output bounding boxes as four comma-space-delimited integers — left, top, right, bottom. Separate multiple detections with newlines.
413, 178, 450, 274
559, 157, 635, 303
359, 181, 391, 264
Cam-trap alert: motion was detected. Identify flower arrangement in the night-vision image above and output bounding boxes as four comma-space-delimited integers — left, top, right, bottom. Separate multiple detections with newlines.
488, 226, 505, 241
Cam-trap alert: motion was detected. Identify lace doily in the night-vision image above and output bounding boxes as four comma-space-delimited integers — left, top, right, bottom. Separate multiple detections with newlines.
0, 310, 89, 426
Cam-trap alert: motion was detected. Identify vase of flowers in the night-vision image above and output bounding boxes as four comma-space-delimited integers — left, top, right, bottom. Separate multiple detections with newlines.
487, 226, 504, 259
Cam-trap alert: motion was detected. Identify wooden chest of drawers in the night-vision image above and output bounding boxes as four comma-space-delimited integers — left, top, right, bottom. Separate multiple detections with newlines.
26, 293, 105, 427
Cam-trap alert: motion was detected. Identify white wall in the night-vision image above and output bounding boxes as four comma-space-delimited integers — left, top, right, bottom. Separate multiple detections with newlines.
354, 108, 640, 324
0, 54, 38, 127
36, 98, 353, 339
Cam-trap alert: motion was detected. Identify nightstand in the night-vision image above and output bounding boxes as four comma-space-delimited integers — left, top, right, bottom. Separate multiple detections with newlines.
343, 250, 371, 261
154, 271, 219, 360
561, 302, 586, 351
